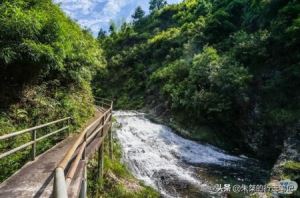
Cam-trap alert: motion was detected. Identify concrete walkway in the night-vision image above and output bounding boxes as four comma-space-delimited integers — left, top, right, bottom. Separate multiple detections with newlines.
0, 109, 104, 198
0, 135, 78, 198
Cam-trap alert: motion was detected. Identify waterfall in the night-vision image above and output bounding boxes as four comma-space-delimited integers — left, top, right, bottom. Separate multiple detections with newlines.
113, 111, 268, 197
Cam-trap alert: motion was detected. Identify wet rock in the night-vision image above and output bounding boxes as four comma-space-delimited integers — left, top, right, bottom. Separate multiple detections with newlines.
271, 130, 300, 181
106, 170, 143, 192
151, 169, 211, 198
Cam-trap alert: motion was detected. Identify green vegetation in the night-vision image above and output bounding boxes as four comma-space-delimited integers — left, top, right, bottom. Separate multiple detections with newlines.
281, 161, 300, 182
132, 6, 145, 22
0, 0, 105, 181
1, 0, 299, 196
94, 0, 300, 162
283, 161, 300, 171
87, 136, 159, 198
149, 0, 167, 11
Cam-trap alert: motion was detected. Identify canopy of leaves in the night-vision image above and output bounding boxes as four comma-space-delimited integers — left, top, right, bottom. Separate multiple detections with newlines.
149, 0, 168, 11
0, 0, 104, 90
95, 0, 300, 160
0, 0, 105, 181
132, 6, 145, 21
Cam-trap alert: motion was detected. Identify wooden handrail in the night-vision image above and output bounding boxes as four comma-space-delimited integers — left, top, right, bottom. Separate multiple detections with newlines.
94, 97, 112, 102
57, 108, 111, 169
87, 112, 111, 144
54, 98, 113, 198
94, 97, 114, 109
66, 142, 86, 186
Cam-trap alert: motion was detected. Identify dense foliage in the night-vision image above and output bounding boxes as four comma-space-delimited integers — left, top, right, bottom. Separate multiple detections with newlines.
132, 6, 145, 21
94, 0, 300, 160
0, 0, 105, 181
149, 0, 167, 11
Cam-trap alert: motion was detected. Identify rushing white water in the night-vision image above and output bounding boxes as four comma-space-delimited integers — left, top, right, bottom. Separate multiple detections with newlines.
113, 111, 264, 197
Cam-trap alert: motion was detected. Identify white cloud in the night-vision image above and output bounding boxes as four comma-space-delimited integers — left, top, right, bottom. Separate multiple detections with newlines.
54, 0, 183, 36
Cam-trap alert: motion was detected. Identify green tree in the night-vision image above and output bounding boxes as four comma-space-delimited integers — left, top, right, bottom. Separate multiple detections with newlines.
109, 22, 116, 33
95, 0, 300, 163
97, 28, 106, 39
149, 0, 167, 11
132, 6, 145, 21
0, 0, 105, 182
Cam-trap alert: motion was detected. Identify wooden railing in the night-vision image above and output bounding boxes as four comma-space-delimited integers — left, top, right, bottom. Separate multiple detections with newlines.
54, 98, 113, 198
0, 117, 71, 161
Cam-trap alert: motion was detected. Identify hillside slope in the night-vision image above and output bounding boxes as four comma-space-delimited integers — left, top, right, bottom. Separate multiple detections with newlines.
0, 0, 105, 181
94, 0, 300, 167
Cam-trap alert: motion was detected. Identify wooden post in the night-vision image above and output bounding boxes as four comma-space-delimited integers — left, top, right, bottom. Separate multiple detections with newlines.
67, 118, 70, 137
98, 144, 104, 180
80, 123, 88, 198
97, 116, 104, 181
82, 133, 87, 160
108, 128, 113, 160
79, 161, 87, 198
109, 109, 113, 159
32, 130, 36, 160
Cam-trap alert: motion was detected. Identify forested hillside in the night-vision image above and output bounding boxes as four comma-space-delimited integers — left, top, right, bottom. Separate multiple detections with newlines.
94, 0, 300, 165
1, 0, 299, 195
0, 0, 105, 181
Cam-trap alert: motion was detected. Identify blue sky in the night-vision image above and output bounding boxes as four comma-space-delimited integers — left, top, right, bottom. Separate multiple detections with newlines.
54, 0, 183, 36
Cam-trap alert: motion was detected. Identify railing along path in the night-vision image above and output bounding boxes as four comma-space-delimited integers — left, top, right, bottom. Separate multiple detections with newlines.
54, 98, 113, 198
0, 117, 70, 161
0, 97, 113, 198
